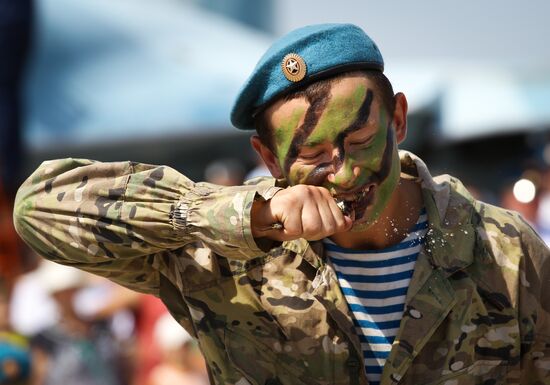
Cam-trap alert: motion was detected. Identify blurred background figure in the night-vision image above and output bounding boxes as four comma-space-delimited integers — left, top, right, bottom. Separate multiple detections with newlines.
204, 158, 245, 186
146, 313, 208, 385
245, 151, 271, 181
129, 295, 169, 385
9, 258, 176, 385
0, 281, 31, 385
9, 256, 58, 338
535, 148, 550, 245
0, 183, 23, 295
27, 261, 126, 385
499, 174, 540, 226
83, 286, 171, 385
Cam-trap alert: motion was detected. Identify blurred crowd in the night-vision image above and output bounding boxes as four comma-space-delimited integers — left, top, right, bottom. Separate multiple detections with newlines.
1, 257, 210, 385
0, 155, 270, 385
498, 165, 550, 246
460, 158, 550, 247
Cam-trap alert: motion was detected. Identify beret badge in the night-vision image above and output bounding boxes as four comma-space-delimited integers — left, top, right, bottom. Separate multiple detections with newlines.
281, 53, 307, 82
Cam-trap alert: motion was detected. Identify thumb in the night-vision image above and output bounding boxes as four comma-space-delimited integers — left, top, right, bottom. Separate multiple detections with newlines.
344, 215, 354, 230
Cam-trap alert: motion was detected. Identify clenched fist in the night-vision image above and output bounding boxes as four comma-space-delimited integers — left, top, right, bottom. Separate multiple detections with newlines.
251, 185, 353, 241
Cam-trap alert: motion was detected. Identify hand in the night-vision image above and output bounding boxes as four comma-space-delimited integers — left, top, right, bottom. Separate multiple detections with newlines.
251, 185, 353, 241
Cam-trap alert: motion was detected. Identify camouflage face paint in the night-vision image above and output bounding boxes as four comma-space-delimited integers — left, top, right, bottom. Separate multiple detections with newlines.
280, 89, 330, 172
273, 107, 305, 161
298, 88, 374, 186
306, 105, 400, 230
334, 88, 374, 164
349, 119, 401, 231
270, 76, 401, 227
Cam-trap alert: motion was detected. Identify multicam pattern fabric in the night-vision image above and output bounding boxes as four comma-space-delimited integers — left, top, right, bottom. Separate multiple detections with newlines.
13, 151, 550, 385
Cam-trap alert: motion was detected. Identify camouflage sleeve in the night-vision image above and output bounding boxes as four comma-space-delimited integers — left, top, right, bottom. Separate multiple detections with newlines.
517, 216, 550, 383
13, 158, 281, 294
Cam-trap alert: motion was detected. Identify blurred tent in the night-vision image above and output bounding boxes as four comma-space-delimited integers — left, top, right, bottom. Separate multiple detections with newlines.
22, 0, 550, 182
388, 63, 550, 145
23, 0, 272, 150
438, 66, 550, 142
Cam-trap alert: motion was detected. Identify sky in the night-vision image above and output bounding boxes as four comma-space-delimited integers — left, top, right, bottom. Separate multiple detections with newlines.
273, 0, 550, 69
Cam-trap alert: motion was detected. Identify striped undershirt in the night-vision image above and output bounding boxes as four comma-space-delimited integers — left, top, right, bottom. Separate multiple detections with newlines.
323, 209, 428, 385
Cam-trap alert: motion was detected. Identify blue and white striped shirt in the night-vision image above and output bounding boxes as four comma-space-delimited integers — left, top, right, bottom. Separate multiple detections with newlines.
324, 209, 428, 385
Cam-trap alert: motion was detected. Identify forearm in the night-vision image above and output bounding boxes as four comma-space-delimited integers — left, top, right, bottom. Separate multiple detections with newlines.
13, 158, 281, 265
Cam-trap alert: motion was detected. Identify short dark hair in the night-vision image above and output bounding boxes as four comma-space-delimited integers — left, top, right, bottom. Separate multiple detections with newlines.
253, 70, 396, 153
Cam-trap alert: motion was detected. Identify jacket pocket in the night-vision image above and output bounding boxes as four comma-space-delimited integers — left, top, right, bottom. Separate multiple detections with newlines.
224, 326, 312, 385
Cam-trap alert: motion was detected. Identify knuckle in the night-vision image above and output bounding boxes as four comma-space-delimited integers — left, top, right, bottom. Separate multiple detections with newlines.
283, 198, 301, 212
324, 224, 336, 235
295, 184, 308, 192
304, 186, 317, 197
285, 227, 302, 237
304, 222, 322, 235
320, 187, 332, 197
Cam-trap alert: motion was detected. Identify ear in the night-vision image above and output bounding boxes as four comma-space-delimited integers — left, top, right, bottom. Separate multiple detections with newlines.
392, 92, 408, 144
250, 135, 284, 179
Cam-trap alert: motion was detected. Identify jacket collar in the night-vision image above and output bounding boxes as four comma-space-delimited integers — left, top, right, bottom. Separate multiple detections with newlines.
380, 152, 478, 383
400, 151, 477, 275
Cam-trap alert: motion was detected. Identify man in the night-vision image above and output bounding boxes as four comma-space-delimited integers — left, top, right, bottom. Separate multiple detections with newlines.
13, 24, 550, 385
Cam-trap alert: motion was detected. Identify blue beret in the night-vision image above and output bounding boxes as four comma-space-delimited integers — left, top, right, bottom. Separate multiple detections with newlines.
230, 23, 384, 131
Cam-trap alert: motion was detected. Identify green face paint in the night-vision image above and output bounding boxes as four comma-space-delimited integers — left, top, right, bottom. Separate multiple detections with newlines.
269, 77, 401, 228
304, 84, 368, 148
348, 117, 401, 231
273, 106, 305, 166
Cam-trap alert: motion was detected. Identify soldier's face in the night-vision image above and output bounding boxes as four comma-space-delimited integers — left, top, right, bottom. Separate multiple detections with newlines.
261, 75, 405, 230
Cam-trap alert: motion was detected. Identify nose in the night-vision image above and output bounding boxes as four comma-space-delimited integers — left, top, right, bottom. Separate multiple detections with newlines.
327, 162, 361, 190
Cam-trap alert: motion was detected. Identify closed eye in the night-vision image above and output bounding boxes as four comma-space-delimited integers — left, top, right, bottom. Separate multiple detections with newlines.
349, 134, 375, 147
299, 150, 324, 160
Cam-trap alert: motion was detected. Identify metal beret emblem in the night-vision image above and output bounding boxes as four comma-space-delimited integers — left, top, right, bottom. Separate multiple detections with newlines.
281, 53, 306, 82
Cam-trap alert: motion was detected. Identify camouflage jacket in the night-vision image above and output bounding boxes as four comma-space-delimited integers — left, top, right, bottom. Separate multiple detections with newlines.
14, 151, 550, 385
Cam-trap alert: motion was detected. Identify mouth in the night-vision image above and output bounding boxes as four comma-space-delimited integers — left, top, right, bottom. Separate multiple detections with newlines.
334, 184, 375, 219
